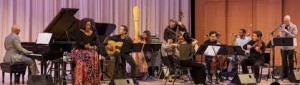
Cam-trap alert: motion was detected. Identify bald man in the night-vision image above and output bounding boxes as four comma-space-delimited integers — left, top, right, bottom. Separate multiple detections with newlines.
279, 15, 298, 78
4, 25, 38, 83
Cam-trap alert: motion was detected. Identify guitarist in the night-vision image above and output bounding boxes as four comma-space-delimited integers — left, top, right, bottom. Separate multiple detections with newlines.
163, 19, 187, 42
106, 25, 138, 84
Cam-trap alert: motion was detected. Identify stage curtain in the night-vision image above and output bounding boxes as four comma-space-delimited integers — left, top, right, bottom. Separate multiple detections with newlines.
0, 0, 191, 61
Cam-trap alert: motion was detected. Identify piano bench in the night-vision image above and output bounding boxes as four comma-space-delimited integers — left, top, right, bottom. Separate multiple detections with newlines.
0, 62, 27, 84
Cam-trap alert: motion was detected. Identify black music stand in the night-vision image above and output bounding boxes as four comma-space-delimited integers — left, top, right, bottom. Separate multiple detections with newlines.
132, 43, 144, 52
202, 45, 225, 83
272, 37, 295, 46
271, 37, 295, 80
144, 43, 162, 52
196, 45, 217, 62
132, 43, 162, 80
217, 45, 244, 81
132, 43, 162, 52
227, 45, 245, 75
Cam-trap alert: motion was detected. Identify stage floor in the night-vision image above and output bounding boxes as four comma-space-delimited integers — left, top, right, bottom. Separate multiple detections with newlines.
1, 75, 299, 85
1, 63, 299, 85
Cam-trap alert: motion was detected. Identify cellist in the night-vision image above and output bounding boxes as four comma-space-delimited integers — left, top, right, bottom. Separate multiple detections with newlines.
202, 31, 222, 84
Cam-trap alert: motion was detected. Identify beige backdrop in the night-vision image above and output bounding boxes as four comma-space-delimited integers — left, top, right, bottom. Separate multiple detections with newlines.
195, 0, 300, 66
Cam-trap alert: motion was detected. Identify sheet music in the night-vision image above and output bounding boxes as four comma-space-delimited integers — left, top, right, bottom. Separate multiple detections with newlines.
203, 45, 220, 56
36, 33, 52, 44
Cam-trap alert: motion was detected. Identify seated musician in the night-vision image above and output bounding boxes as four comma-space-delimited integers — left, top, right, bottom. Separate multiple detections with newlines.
161, 38, 177, 81
140, 30, 159, 78
106, 25, 138, 84
71, 18, 101, 85
3, 25, 39, 83
241, 30, 265, 82
202, 31, 222, 83
174, 32, 206, 85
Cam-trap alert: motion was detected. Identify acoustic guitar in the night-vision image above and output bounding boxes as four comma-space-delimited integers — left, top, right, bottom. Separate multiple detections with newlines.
106, 40, 123, 56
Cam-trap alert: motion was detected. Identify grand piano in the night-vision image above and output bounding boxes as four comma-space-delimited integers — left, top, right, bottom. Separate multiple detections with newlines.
21, 8, 116, 76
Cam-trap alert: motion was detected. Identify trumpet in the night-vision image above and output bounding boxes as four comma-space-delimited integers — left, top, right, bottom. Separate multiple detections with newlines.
230, 33, 238, 45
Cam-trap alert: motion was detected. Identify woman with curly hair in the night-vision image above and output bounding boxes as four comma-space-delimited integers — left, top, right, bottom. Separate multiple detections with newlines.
71, 18, 101, 85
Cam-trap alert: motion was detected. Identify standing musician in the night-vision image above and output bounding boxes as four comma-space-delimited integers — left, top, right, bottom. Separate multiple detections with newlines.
279, 15, 298, 78
163, 19, 187, 42
241, 30, 265, 82
106, 25, 138, 84
202, 31, 223, 83
174, 32, 207, 85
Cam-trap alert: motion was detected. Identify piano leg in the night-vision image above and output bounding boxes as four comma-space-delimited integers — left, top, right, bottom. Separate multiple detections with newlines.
40, 60, 47, 75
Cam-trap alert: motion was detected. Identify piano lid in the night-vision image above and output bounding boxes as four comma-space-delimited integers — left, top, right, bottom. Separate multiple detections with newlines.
95, 23, 116, 36
43, 8, 80, 41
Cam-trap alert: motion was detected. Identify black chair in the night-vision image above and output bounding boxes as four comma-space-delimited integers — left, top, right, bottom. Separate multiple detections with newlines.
0, 62, 27, 84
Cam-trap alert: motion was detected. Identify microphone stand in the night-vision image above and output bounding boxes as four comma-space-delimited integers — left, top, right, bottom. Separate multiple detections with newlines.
93, 26, 111, 80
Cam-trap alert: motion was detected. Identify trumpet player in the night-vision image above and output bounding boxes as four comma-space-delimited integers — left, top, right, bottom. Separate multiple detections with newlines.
228, 29, 251, 73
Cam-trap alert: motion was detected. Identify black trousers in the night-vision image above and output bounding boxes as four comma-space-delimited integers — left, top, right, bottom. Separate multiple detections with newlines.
113, 52, 136, 78
180, 59, 206, 84
241, 58, 263, 79
280, 50, 295, 77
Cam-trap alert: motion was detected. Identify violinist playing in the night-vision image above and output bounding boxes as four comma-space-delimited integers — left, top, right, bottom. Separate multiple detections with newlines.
241, 30, 265, 82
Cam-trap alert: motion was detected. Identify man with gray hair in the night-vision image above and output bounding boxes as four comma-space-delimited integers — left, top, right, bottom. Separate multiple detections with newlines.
3, 25, 38, 83
279, 15, 298, 78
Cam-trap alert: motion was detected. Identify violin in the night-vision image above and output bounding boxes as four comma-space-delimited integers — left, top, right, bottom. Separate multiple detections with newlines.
253, 39, 263, 48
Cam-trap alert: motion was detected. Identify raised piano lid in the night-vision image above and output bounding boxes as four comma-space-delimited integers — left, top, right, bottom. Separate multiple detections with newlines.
95, 23, 116, 36
95, 23, 116, 44
43, 8, 79, 41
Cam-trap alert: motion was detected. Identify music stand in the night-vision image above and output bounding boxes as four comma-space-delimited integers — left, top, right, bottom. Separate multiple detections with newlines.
132, 43, 162, 52
230, 46, 246, 56
272, 37, 296, 46
227, 45, 245, 75
217, 45, 244, 80
146, 43, 162, 52
271, 37, 295, 80
132, 43, 144, 52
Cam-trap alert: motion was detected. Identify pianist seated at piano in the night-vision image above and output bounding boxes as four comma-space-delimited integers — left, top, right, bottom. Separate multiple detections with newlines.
3, 25, 39, 83
70, 18, 101, 85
